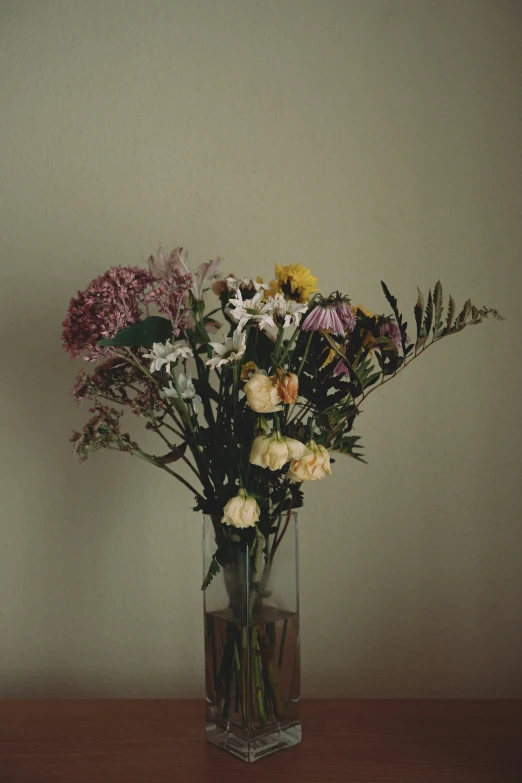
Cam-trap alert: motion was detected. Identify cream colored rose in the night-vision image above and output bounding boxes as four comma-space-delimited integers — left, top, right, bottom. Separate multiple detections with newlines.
287, 440, 332, 482
244, 372, 283, 413
250, 434, 310, 471
221, 489, 260, 528
276, 372, 299, 404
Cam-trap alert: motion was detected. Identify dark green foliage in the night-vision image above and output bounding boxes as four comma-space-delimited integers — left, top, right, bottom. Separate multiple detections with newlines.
97, 316, 173, 347
433, 281, 444, 337
329, 433, 366, 463
423, 289, 433, 339
381, 281, 409, 354
414, 288, 424, 341
446, 295, 456, 331
201, 539, 237, 590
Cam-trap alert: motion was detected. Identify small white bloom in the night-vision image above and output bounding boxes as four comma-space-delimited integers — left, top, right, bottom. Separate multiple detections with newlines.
163, 373, 201, 411
206, 329, 247, 369
268, 293, 309, 328
192, 257, 221, 300
227, 289, 275, 332
221, 489, 260, 528
143, 341, 193, 374
178, 372, 202, 410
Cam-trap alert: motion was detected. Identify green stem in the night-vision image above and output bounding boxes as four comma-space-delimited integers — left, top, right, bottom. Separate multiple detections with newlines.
273, 326, 285, 366
296, 331, 313, 377
148, 412, 202, 482
281, 326, 300, 362
256, 624, 285, 720
125, 445, 205, 501
251, 628, 268, 726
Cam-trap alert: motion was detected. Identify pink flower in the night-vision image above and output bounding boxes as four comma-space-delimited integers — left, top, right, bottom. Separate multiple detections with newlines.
380, 319, 410, 350
62, 267, 154, 361
71, 405, 125, 463
148, 246, 190, 280
333, 358, 350, 378
145, 267, 194, 335
336, 301, 356, 332
149, 245, 220, 301
192, 257, 221, 300
301, 304, 345, 334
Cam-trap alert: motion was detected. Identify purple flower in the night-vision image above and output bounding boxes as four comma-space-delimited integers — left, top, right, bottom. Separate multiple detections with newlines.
335, 301, 356, 332
380, 319, 410, 350
301, 304, 345, 335
333, 358, 350, 378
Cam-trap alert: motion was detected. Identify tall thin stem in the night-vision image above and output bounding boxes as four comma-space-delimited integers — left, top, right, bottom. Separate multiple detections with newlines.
296, 332, 313, 377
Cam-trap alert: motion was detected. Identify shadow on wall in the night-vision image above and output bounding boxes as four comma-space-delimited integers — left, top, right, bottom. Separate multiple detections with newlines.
1, 271, 202, 698
1, 282, 128, 695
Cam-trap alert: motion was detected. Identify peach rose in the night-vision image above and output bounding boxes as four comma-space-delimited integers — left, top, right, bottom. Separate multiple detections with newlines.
287, 440, 332, 482
244, 372, 283, 413
250, 434, 309, 471
276, 372, 299, 404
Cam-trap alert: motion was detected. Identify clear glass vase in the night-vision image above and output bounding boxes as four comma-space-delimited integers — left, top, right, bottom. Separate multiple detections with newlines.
202, 512, 301, 763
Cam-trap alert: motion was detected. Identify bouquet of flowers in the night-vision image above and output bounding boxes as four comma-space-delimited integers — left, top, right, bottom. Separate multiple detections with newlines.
63, 246, 501, 761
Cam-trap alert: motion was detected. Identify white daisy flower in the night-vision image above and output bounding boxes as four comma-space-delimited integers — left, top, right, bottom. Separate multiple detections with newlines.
269, 293, 309, 328
206, 329, 247, 369
143, 341, 193, 375
163, 373, 202, 411
227, 289, 275, 332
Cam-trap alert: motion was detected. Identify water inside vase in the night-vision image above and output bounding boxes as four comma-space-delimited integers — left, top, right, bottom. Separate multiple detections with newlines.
204, 605, 300, 738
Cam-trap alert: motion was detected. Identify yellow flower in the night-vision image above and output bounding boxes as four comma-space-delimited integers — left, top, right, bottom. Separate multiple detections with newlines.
354, 304, 374, 318
321, 343, 344, 369
240, 361, 258, 381
267, 264, 319, 303
361, 329, 378, 353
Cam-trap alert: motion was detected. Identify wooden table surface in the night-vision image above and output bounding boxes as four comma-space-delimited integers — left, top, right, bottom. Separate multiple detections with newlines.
1, 699, 521, 783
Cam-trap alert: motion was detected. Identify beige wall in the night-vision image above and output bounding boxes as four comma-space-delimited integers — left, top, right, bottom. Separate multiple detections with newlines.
1, 0, 521, 698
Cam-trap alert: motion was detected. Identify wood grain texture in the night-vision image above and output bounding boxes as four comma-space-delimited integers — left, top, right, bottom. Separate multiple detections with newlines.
0, 700, 521, 783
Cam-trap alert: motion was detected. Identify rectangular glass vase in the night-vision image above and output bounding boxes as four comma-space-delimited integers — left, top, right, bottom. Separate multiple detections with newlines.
202, 512, 301, 763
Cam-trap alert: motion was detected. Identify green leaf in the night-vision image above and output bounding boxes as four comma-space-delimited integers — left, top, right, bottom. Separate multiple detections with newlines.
381, 280, 398, 316
477, 305, 505, 321
458, 299, 471, 327
446, 295, 456, 331
201, 540, 237, 591
414, 288, 424, 341
381, 281, 409, 356
331, 434, 366, 463
424, 289, 433, 336
97, 316, 173, 347
433, 281, 444, 337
